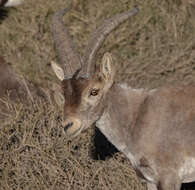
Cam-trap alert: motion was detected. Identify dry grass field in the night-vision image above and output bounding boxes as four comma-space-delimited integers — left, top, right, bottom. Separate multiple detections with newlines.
0, 0, 195, 189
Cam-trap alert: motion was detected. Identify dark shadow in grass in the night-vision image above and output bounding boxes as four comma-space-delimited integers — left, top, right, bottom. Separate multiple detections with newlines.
0, 8, 9, 23
92, 127, 118, 160
182, 182, 195, 190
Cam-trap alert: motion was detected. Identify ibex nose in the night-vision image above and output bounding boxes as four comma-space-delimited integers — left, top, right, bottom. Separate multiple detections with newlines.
62, 117, 82, 136
63, 122, 73, 132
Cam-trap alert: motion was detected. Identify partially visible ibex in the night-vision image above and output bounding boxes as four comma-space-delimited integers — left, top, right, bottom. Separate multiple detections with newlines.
0, 56, 34, 101
0, 0, 62, 118
0, 0, 23, 7
0, 56, 57, 119
50, 3, 195, 190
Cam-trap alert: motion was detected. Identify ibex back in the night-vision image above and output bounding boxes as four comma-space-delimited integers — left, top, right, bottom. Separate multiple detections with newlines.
51, 4, 195, 190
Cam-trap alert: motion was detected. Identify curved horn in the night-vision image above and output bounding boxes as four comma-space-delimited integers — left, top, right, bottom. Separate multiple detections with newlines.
52, 3, 82, 79
79, 7, 139, 78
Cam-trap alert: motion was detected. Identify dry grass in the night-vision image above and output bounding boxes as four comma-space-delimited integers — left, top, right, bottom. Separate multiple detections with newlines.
0, 0, 195, 189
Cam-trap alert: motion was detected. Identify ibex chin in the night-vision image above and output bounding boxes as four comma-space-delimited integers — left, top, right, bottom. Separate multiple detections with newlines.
51, 4, 195, 190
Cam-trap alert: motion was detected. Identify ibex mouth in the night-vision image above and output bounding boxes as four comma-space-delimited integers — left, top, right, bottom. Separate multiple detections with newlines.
63, 122, 73, 132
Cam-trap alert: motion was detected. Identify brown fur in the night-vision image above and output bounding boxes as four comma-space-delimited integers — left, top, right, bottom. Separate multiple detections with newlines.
0, 56, 54, 118
100, 84, 195, 190
0, 56, 28, 100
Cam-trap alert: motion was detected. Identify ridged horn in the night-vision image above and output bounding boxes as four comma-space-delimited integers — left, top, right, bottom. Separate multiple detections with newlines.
51, 3, 82, 79
79, 7, 139, 78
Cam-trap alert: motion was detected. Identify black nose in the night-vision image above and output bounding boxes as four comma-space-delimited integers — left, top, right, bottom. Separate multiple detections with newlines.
63, 122, 73, 132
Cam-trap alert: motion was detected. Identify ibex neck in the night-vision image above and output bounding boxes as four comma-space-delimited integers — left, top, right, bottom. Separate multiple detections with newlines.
96, 83, 151, 159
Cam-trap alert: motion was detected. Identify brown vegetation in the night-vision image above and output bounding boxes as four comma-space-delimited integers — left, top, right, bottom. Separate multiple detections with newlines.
0, 0, 195, 189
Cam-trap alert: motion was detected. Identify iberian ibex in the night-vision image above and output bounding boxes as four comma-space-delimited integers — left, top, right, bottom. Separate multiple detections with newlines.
51, 4, 195, 190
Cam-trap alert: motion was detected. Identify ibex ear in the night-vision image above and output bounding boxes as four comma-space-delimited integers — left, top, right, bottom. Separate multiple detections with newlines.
99, 52, 116, 82
51, 61, 65, 81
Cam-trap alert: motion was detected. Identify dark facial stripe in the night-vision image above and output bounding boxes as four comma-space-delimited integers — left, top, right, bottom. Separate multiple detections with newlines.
63, 122, 73, 132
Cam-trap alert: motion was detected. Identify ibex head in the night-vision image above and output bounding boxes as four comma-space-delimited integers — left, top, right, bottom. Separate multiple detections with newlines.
51, 4, 138, 137
52, 53, 115, 136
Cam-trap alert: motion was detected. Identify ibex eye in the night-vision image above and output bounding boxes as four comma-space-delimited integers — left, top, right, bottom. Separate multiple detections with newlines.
90, 89, 99, 96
